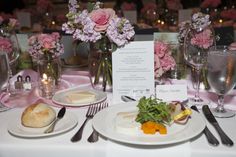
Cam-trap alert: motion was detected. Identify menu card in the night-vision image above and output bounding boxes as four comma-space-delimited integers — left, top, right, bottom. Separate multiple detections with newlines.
112, 41, 155, 103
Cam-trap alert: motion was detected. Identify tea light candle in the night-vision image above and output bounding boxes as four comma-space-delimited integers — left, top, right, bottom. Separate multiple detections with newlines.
40, 73, 55, 99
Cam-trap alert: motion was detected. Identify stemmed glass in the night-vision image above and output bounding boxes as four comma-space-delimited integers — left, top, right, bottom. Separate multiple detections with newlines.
207, 47, 236, 118
0, 51, 10, 111
183, 25, 215, 106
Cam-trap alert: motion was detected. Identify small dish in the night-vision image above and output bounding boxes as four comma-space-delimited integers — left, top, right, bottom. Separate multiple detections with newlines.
8, 111, 78, 138
52, 87, 107, 107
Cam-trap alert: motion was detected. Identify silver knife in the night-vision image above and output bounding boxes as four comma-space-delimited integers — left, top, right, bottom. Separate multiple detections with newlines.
202, 105, 234, 147
191, 106, 219, 146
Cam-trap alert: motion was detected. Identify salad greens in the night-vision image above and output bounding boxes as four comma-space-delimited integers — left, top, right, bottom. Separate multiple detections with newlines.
135, 96, 172, 125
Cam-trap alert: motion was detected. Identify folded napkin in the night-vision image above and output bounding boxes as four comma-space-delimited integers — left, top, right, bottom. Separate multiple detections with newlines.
0, 69, 91, 108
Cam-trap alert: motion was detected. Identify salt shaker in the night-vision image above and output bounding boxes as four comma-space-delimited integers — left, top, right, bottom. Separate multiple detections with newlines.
23, 75, 32, 90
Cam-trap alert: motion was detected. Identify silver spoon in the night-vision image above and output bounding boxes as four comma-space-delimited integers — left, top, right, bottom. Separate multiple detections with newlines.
44, 107, 66, 134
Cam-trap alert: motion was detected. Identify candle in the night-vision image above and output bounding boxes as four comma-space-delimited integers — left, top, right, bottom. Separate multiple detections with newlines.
40, 73, 55, 99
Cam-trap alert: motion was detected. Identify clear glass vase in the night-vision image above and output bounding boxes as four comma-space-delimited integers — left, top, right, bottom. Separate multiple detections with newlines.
37, 56, 61, 86
89, 37, 113, 92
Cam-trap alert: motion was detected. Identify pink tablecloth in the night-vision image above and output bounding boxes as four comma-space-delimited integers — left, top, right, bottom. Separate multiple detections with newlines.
0, 69, 92, 108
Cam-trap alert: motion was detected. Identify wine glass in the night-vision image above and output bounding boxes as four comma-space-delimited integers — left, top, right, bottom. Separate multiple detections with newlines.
183, 26, 215, 106
207, 47, 236, 118
0, 51, 11, 111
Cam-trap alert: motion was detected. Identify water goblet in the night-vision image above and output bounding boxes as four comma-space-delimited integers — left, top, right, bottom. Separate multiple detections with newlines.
207, 47, 236, 118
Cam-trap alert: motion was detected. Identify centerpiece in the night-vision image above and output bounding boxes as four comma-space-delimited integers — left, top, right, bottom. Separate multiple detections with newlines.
28, 32, 64, 85
154, 40, 176, 83
62, 0, 135, 91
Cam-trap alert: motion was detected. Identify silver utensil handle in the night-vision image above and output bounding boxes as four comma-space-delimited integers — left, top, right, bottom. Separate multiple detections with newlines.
87, 130, 99, 143
203, 126, 219, 146
71, 118, 89, 142
191, 106, 219, 146
44, 118, 59, 134
213, 123, 234, 146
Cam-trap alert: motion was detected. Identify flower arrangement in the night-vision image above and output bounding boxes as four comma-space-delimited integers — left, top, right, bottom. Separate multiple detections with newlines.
62, 0, 135, 47
0, 36, 12, 53
165, 0, 183, 11
154, 41, 176, 78
62, 0, 135, 91
178, 12, 214, 49
28, 32, 64, 85
0, 16, 18, 36
28, 32, 64, 60
200, 0, 221, 8
220, 9, 236, 20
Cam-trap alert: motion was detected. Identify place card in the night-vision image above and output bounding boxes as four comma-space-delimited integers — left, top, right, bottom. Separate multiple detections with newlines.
155, 84, 187, 102
112, 41, 155, 103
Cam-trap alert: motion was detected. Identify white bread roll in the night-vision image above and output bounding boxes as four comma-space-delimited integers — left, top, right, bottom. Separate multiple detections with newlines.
21, 103, 56, 128
64, 91, 96, 104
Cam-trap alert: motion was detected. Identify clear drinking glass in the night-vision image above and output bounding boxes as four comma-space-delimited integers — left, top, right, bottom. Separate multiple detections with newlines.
184, 26, 215, 106
207, 47, 236, 118
0, 51, 10, 111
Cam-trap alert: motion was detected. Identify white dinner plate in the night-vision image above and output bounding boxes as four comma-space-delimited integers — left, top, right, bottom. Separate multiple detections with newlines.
8, 111, 78, 138
52, 87, 107, 107
92, 102, 206, 145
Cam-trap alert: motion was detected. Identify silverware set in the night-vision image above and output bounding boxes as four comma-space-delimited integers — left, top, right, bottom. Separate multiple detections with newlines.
192, 105, 234, 147
71, 102, 108, 143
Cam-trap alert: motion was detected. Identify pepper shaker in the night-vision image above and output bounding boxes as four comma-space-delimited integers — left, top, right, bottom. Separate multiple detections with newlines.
14, 75, 23, 90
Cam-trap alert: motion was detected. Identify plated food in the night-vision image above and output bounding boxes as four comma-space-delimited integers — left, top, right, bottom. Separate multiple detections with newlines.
115, 97, 192, 136
92, 99, 205, 145
52, 87, 107, 107
21, 103, 56, 128
8, 103, 78, 138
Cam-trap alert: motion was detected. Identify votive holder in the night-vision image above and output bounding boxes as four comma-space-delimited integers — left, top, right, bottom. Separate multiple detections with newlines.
39, 73, 55, 99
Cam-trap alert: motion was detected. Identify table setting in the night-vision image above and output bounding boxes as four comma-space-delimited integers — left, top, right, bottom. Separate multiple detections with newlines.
0, 1, 236, 157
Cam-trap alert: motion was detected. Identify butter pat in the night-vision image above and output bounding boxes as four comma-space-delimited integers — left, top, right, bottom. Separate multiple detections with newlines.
64, 91, 96, 104
115, 111, 141, 135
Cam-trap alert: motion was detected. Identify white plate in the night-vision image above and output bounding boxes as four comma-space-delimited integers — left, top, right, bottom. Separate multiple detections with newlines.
8, 111, 78, 138
92, 102, 206, 145
52, 87, 107, 107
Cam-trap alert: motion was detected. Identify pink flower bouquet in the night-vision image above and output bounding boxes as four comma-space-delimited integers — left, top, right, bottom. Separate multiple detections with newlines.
154, 41, 176, 78
121, 2, 136, 11
62, 1, 135, 48
0, 36, 13, 53
28, 32, 64, 59
200, 0, 221, 8
190, 29, 213, 49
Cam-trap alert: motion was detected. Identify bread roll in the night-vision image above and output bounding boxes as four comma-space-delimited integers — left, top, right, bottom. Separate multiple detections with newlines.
21, 103, 56, 128
64, 91, 96, 104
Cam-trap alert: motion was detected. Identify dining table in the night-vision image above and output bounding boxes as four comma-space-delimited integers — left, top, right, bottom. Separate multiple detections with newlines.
0, 69, 236, 157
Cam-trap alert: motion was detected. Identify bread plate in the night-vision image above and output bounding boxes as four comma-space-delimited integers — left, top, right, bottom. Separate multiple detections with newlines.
8, 110, 78, 138
92, 102, 206, 145
52, 87, 107, 107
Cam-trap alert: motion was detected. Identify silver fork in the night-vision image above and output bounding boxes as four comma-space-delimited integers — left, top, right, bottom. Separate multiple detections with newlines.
71, 104, 100, 142
87, 102, 108, 143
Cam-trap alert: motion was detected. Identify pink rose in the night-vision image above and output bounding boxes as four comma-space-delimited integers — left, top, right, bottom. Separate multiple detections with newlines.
0, 37, 13, 53
121, 2, 136, 11
38, 34, 55, 49
154, 41, 168, 58
89, 8, 116, 32
51, 32, 60, 40
190, 29, 213, 49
